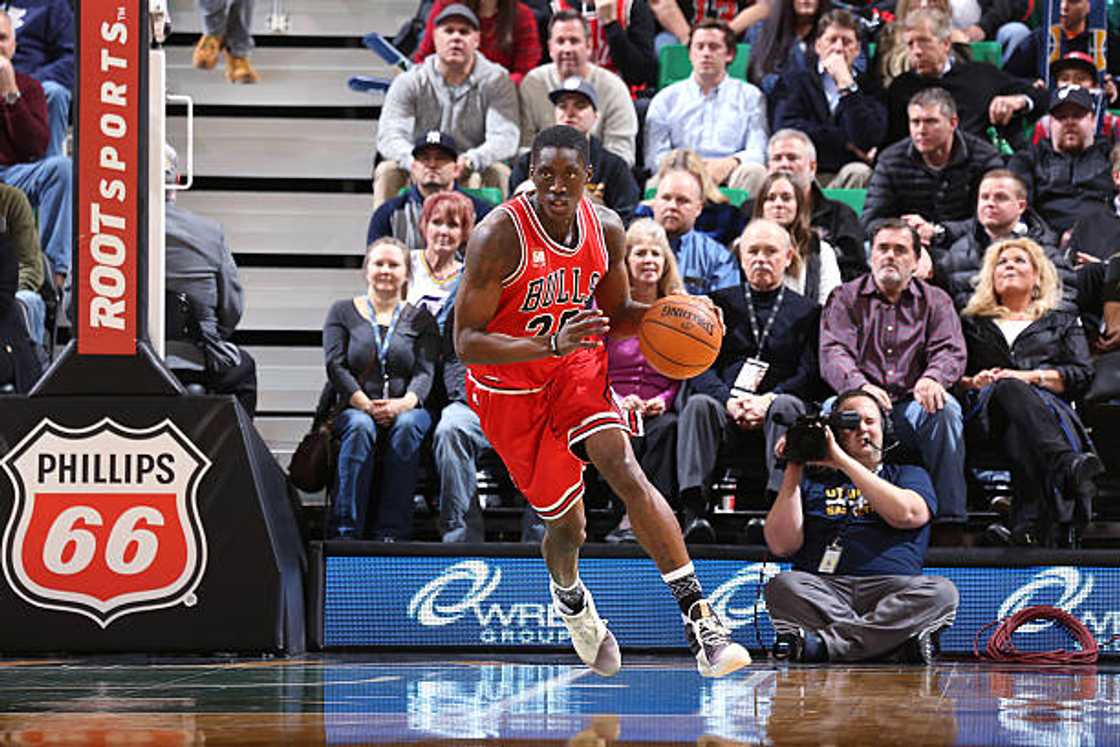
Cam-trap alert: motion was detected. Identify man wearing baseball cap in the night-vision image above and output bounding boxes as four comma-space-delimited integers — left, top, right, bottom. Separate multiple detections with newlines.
1031, 52, 1120, 145
1010, 85, 1114, 233
519, 10, 639, 167
374, 3, 519, 209
367, 130, 494, 250
508, 78, 639, 221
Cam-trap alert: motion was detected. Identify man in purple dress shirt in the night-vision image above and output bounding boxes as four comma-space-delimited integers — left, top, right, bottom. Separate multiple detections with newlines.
819, 218, 968, 536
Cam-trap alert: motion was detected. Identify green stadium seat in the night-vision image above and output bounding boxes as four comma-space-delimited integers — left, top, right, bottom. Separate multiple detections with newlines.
462, 186, 502, 205
719, 187, 749, 207
657, 43, 751, 89
970, 41, 1002, 68
821, 187, 867, 216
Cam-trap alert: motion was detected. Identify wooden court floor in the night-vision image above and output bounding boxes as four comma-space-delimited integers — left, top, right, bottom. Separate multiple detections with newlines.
0, 654, 1114, 745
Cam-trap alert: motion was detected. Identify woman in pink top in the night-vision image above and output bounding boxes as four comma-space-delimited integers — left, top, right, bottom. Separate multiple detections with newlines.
599, 218, 685, 542
414, 0, 543, 85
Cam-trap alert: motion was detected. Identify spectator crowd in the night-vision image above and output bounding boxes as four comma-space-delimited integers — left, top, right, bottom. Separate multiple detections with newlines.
354, 0, 1120, 552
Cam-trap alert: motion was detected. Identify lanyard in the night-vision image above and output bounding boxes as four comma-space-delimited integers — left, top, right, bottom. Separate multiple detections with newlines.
743, 283, 784, 356
365, 299, 402, 399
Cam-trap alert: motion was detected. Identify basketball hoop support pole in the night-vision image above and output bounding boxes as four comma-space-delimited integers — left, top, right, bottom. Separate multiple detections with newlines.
32, 0, 181, 396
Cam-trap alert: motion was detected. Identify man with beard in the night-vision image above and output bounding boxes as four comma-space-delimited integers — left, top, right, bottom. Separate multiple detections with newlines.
819, 219, 968, 541
1010, 85, 1114, 234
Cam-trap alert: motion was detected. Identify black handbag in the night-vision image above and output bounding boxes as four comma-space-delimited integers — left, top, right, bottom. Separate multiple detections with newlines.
288, 417, 335, 492
288, 340, 383, 491
1086, 350, 1120, 404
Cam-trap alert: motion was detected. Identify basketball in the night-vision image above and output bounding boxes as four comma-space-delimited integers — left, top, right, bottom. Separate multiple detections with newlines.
638, 296, 723, 380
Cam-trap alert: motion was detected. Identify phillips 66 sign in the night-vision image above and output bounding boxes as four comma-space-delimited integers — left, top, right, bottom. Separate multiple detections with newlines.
2, 419, 211, 628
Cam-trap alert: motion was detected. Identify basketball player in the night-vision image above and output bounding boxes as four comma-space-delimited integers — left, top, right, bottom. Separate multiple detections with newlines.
454, 125, 751, 677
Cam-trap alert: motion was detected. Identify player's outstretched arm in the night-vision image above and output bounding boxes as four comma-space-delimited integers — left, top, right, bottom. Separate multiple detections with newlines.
593, 206, 648, 338
454, 209, 607, 364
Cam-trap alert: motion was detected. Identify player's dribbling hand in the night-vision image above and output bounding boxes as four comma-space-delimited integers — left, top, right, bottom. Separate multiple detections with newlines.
679, 293, 725, 334
555, 308, 610, 355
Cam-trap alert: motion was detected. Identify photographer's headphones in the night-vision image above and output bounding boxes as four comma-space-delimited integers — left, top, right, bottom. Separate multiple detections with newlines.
831, 388, 896, 452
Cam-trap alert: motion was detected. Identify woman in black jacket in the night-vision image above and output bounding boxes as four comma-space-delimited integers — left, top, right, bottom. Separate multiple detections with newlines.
959, 238, 1101, 548
321, 237, 440, 540
0, 233, 41, 393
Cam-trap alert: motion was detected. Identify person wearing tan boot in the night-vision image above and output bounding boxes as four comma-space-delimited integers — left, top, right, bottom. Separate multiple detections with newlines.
192, 0, 260, 84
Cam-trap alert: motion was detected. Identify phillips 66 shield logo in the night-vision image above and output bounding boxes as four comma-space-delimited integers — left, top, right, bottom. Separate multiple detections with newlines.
1, 419, 211, 627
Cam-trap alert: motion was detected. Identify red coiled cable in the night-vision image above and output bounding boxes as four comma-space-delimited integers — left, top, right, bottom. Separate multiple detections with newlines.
973, 605, 1113, 665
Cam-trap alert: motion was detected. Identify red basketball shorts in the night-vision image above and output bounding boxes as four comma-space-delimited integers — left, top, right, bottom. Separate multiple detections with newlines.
466, 349, 635, 521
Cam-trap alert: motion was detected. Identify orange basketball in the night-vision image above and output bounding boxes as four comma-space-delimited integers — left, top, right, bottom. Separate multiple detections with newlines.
638, 296, 723, 380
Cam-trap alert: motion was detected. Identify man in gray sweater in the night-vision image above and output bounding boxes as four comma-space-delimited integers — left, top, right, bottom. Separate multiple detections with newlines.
374, 4, 520, 208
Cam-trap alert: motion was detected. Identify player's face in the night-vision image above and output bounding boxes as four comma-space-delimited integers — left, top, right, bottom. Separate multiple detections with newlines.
653, 171, 704, 235
689, 28, 733, 78
410, 147, 459, 193
549, 19, 592, 78
423, 204, 466, 258
838, 396, 883, 465
976, 177, 1026, 232
433, 19, 479, 67
1050, 103, 1095, 153
627, 240, 666, 287
760, 177, 800, 228
365, 243, 409, 298
768, 137, 816, 178
992, 245, 1040, 302
870, 227, 918, 295
554, 95, 597, 135
904, 23, 950, 77
740, 223, 794, 291
530, 146, 589, 223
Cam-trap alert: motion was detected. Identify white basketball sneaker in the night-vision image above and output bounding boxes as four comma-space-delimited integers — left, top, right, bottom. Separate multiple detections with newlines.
684, 600, 752, 677
553, 582, 622, 677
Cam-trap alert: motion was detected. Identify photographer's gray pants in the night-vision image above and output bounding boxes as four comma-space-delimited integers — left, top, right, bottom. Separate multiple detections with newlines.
764, 571, 959, 662
677, 392, 806, 498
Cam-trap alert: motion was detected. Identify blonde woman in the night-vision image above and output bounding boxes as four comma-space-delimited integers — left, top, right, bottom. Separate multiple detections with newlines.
960, 238, 1101, 548
601, 219, 685, 543
321, 238, 440, 540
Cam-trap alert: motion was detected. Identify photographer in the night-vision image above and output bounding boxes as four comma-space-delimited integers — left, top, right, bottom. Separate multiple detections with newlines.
763, 389, 958, 664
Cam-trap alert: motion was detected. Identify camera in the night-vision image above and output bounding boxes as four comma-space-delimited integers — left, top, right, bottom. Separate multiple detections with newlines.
783, 410, 861, 464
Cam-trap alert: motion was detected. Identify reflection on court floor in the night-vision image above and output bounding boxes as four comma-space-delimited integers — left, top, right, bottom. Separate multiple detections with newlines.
0, 656, 1116, 745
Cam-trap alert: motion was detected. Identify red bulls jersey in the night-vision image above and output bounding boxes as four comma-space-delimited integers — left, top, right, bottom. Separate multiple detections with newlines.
468, 193, 609, 390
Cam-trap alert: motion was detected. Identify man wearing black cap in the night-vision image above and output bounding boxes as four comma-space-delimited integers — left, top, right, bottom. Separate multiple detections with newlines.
1010, 85, 1114, 233
509, 78, 639, 221
374, 3, 519, 208
1031, 52, 1120, 146
367, 130, 493, 250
